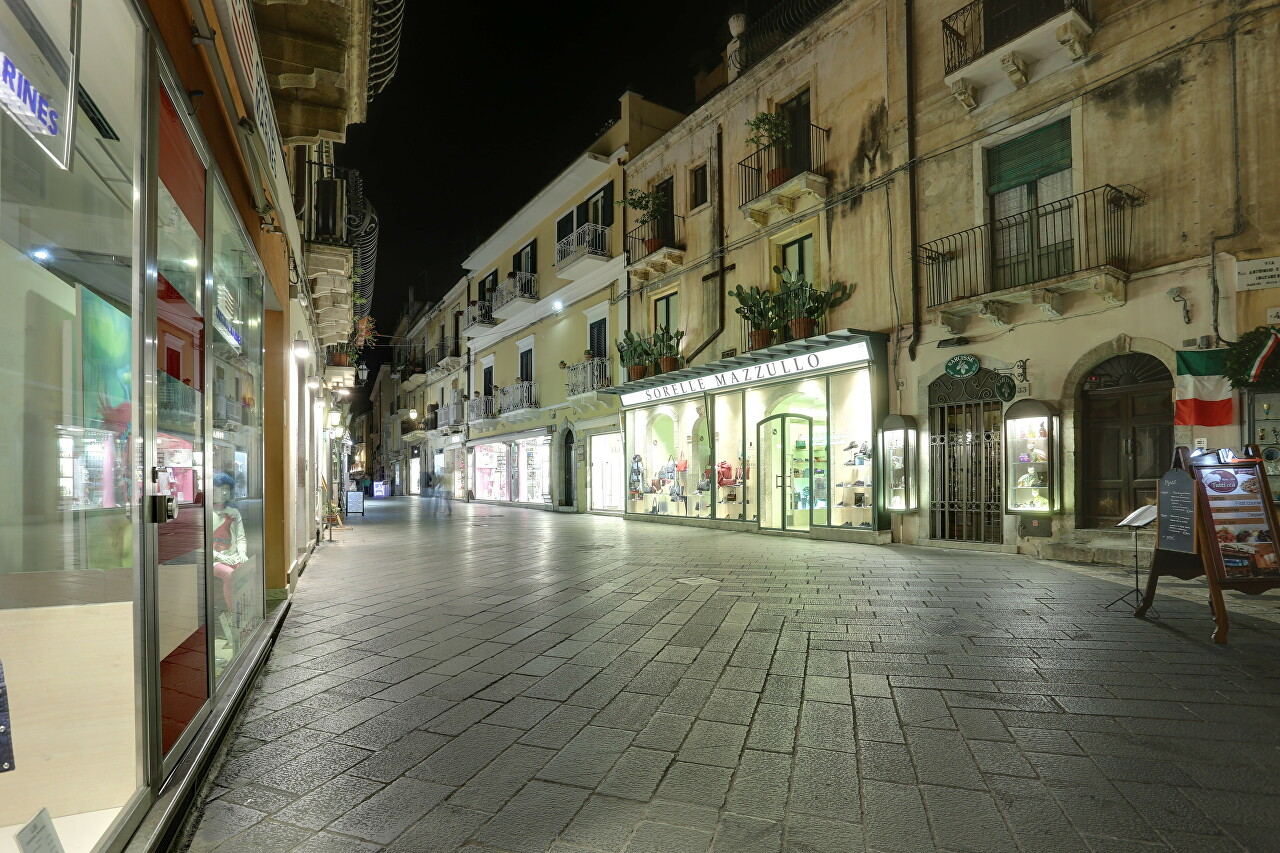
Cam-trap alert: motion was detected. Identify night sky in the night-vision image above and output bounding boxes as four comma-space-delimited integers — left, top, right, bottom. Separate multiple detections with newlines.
337, 1, 785, 338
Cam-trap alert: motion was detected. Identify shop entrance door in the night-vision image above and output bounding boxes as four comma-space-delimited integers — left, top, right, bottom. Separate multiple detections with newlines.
1080, 354, 1173, 527
758, 414, 813, 532
928, 370, 1004, 543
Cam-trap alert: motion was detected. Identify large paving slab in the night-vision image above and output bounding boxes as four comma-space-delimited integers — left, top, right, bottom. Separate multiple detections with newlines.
174, 498, 1280, 853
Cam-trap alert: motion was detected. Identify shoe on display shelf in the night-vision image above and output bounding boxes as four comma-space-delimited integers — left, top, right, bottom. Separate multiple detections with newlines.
843, 441, 856, 451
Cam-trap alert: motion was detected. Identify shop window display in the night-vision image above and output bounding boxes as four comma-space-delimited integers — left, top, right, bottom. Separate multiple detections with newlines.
747, 378, 828, 530
517, 436, 551, 503
0, 0, 148, 844
474, 443, 510, 501
590, 433, 624, 511
712, 392, 748, 520
1004, 399, 1057, 513
829, 369, 875, 529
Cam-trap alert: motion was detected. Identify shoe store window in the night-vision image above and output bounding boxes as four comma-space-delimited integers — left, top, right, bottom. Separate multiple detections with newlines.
618, 336, 882, 533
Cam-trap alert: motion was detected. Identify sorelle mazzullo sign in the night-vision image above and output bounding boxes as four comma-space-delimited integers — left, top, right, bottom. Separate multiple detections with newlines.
619, 342, 870, 407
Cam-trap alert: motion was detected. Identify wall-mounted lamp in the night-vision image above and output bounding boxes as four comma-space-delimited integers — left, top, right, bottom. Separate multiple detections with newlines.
292, 334, 310, 359
1167, 287, 1191, 324
306, 377, 321, 390
327, 410, 341, 427
409, 408, 419, 420
357, 363, 369, 383
334, 386, 350, 396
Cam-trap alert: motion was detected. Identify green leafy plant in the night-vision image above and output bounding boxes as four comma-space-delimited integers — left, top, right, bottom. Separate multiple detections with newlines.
616, 329, 654, 368
1225, 326, 1280, 389
651, 325, 686, 360
615, 188, 670, 227
773, 266, 854, 321
731, 284, 784, 332
745, 111, 791, 150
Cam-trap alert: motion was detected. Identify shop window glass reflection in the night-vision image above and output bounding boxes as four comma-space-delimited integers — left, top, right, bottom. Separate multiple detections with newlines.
474, 443, 510, 501
829, 369, 875, 529
713, 392, 747, 520
0, 0, 146, 838
210, 191, 265, 681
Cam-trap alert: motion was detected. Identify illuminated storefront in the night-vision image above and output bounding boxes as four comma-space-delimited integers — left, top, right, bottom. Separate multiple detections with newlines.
469, 432, 553, 506
615, 333, 888, 535
590, 432, 625, 512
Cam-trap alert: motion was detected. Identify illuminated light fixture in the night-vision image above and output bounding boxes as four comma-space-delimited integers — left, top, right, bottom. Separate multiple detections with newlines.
30, 248, 50, 261
306, 377, 321, 389
357, 363, 368, 383
327, 410, 341, 427
409, 408, 418, 420
334, 386, 350, 396
552, 300, 563, 312
292, 334, 309, 359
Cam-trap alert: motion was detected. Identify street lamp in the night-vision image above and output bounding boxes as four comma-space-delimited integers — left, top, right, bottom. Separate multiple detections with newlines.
328, 409, 341, 428
357, 363, 369, 384
292, 334, 309, 359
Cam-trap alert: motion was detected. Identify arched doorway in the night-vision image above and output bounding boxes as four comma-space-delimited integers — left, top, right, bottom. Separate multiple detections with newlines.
1079, 353, 1173, 527
928, 369, 1004, 543
562, 429, 575, 507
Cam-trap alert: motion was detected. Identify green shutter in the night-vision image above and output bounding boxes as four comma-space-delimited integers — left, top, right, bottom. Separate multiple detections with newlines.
986, 119, 1071, 195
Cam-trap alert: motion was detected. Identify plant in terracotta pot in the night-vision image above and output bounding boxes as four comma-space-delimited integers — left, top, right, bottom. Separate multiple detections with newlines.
652, 325, 686, 374
745, 111, 792, 188
616, 188, 670, 253
774, 266, 854, 340
732, 284, 783, 350
617, 330, 654, 381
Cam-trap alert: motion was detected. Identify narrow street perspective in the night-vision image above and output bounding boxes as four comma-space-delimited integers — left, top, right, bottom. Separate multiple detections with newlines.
175, 500, 1280, 853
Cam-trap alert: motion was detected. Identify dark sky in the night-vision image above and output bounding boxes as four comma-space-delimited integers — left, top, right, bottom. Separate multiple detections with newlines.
337, 1, 782, 335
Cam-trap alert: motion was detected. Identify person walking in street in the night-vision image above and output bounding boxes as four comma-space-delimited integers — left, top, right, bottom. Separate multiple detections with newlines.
432, 465, 452, 516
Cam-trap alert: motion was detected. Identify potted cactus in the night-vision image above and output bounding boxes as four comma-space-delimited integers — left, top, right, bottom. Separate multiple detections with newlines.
617, 330, 653, 381
652, 325, 686, 374
774, 265, 854, 340
732, 284, 783, 350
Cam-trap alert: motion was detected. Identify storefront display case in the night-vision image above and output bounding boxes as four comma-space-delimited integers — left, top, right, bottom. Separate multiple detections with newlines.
1004, 399, 1058, 514
1245, 389, 1280, 505
880, 414, 917, 512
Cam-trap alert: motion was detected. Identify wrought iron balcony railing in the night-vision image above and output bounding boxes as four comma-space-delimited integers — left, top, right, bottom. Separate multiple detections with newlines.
626, 215, 685, 264
463, 301, 495, 328
499, 381, 539, 413
738, 123, 828, 207
426, 336, 460, 370
942, 0, 1088, 75
556, 223, 611, 265
467, 395, 496, 422
491, 272, 538, 311
728, 0, 843, 77
916, 184, 1144, 308
565, 357, 612, 396
437, 402, 465, 429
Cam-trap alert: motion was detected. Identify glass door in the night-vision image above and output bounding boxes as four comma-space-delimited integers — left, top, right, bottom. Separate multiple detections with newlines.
758, 415, 813, 531
153, 86, 210, 759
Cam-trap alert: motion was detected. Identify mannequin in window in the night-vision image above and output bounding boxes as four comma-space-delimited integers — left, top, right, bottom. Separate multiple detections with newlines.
211, 471, 248, 616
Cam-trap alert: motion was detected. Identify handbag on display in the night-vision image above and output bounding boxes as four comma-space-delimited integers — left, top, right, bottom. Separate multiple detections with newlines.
726, 489, 738, 502
716, 461, 735, 487
659, 457, 677, 479
697, 478, 712, 491
675, 453, 688, 473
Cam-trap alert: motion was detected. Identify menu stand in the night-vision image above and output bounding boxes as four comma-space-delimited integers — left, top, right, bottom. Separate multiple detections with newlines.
1108, 504, 1158, 614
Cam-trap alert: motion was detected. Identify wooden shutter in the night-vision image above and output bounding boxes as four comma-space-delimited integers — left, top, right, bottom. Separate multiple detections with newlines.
602, 181, 614, 227
576, 200, 589, 229
557, 212, 574, 241
589, 319, 607, 358
483, 366, 493, 396
519, 349, 533, 381
987, 119, 1071, 195
528, 239, 537, 275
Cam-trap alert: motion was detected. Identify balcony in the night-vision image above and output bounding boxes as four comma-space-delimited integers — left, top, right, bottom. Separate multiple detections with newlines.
323, 348, 356, 388
399, 361, 427, 392
556, 223, 613, 280
426, 337, 462, 374
436, 402, 466, 434
499, 381, 540, 423
625, 216, 685, 281
565, 357, 613, 415
466, 395, 499, 429
461, 302, 496, 337
917, 184, 1145, 332
400, 418, 427, 445
491, 272, 539, 319
740, 285, 833, 352
942, 0, 1092, 111
738, 124, 830, 226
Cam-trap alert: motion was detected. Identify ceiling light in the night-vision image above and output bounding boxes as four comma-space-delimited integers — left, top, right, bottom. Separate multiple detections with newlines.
552, 300, 563, 312
30, 248, 50, 261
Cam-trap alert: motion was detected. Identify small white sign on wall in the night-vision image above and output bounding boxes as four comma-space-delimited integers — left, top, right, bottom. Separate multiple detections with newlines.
1267, 306, 1280, 324
1238, 257, 1280, 291
16, 809, 65, 853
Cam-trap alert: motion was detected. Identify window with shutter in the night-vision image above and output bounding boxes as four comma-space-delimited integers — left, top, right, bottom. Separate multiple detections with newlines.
519, 348, 533, 382
557, 212, 574, 242
654, 292, 678, 331
588, 319, 607, 358
986, 119, 1073, 290
482, 365, 493, 396
478, 271, 497, 303
690, 164, 708, 208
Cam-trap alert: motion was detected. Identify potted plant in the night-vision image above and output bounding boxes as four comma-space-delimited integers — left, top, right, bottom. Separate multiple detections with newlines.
617, 330, 653, 381
745, 111, 792, 188
616, 188, 670, 253
652, 325, 686, 374
774, 266, 854, 339
732, 284, 783, 350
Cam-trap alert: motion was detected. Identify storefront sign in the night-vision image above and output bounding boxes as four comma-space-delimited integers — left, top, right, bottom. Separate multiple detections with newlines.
1238, 257, 1280, 291
944, 354, 980, 378
619, 341, 870, 407
0, 3, 78, 169
995, 374, 1016, 402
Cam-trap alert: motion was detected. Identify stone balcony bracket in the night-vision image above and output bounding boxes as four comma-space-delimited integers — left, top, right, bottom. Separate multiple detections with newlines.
1000, 52, 1028, 88
741, 172, 829, 228
951, 79, 980, 112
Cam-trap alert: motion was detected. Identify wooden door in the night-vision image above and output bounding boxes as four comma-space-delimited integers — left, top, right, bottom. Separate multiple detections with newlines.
1081, 382, 1173, 527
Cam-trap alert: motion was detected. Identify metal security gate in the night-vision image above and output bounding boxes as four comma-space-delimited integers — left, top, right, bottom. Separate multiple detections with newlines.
929, 370, 1004, 543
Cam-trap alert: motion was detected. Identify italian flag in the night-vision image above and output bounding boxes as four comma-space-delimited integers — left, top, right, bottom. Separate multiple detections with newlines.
1175, 350, 1234, 427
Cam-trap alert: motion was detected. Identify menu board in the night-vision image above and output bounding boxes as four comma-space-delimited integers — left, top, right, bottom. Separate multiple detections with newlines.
346, 490, 365, 515
1157, 469, 1197, 554
1199, 463, 1280, 579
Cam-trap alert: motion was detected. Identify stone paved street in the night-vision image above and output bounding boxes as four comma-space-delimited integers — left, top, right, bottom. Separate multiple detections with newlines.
176, 498, 1280, 853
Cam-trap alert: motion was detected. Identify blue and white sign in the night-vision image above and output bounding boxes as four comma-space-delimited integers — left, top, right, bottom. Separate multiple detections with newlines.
0, 0, 78, 169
